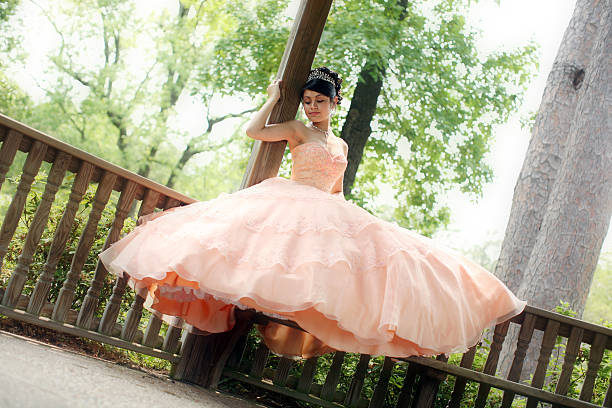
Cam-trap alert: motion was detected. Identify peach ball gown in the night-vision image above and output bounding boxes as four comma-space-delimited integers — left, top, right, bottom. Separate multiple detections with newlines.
99, 136, 525, 358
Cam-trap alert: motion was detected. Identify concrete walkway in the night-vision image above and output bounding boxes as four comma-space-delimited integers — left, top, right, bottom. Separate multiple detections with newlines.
0, 330, 262, 408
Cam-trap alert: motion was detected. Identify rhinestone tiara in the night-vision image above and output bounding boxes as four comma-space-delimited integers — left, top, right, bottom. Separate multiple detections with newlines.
307, 69, 336, 86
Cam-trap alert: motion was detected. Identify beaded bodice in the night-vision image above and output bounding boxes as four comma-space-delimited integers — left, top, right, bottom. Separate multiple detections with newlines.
290, 141, 347, 193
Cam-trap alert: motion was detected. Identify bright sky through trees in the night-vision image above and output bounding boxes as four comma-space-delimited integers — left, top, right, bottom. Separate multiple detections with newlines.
9, 0, 608, 254
437, 0, 610, 256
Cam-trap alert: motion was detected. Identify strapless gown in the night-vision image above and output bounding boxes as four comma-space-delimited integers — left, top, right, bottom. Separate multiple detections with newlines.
99, 137, 525, 358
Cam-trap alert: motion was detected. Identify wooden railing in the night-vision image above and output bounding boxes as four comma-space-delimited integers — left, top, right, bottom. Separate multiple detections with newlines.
0, 113, 611, 407
177, 306, 612, 408
0, 112, 195, 364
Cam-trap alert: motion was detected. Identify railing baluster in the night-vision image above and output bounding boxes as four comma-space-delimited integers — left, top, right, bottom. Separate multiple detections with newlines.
98, 273, 128, 335
0, 140, 47, 269
163, 317, 183, 353
554, 326, 584, 401
475, 320, 511, 408
159, 197, 186, 340
579, 333, 607, 402
396, 362, 419, 408
273, 357, 293, 387
0, 129, 23, 192
76, 180, 137, 329
369, 356, 396, 408
2, 152, 70, 307
603, 369, 612, 407
527, 319, 560, 408
27, 162, 94, 315
448, 345, 478, 408
344, 354, 371, 407
501, 313, 536, 408
142, 311, 164, 347
296, 356, 319, 394
321, 351, 346, 401
120, 189, 160, 341
134, 196, 183, 344
52, 171, 117, 322
412, 355, 448, 408
250, 342, 270, 378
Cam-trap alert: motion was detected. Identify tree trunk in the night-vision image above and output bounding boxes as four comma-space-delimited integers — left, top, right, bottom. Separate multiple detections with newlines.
496, 0, 608, 378
518, 1, 612, 316
495, 0, 603, 293
339, 0, 408, 196
340, 61, 384, 196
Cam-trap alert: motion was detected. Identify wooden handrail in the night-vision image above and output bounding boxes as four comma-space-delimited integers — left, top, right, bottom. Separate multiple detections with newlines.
0, 113, 195, 205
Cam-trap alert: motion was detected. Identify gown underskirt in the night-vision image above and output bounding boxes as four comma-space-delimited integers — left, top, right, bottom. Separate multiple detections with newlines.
99, 138, 525, 358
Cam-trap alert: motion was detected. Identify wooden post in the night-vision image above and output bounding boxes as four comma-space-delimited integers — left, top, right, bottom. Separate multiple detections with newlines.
178, 0, 333, 388
240, 0, 333, 188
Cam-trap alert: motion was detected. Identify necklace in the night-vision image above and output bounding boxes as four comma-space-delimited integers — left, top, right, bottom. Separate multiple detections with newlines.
309, 123, 330, 140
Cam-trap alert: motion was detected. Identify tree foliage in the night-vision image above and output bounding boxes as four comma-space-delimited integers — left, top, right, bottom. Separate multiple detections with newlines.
3, 0, 536, 235
208, 0, 537, 234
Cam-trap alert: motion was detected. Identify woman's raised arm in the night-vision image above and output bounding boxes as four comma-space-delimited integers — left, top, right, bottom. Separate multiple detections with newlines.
245, 80, 301, 144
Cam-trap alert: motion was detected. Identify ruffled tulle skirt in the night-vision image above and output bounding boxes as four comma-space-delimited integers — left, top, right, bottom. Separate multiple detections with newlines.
99, 177, 525, 358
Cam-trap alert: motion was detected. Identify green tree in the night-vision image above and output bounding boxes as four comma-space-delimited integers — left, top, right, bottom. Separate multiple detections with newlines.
209, 0, 537, 235
0, 0, 32, 120
18, 0, 258, 198
7, 0, 536, 235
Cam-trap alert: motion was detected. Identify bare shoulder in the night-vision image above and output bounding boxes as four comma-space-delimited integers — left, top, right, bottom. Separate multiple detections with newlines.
335, 135, 348, 152
288, 120, 311, 144
290, 120, 309, 134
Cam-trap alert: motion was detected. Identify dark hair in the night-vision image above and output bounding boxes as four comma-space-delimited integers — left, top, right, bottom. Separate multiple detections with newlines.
302, 67, 343, 104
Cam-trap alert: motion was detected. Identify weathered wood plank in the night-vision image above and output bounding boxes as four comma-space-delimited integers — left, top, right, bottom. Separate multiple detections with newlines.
2, 152, 70, 307
475, 320, 511, 408
52, 171, 117, 322
321, 351, 346, 401
0, 129, 23, 192
579, 333, 607, 402
250, 342, 270, 378
344, 354, 371, 407
0, 140, 47, 269
27, 162, 95, 315
77, 180, 137, 329
273, 357, 294, 387
369, 357, 395, 408
396, 362, 420, 408
296, 356, 319, 394
527, 319, 560, 408
501, 313, 536, 407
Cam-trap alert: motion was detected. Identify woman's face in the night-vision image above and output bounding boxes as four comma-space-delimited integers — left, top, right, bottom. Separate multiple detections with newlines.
302, 89, 335, 122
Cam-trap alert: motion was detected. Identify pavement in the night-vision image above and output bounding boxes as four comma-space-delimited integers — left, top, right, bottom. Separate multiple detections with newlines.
0, 330, 262, 408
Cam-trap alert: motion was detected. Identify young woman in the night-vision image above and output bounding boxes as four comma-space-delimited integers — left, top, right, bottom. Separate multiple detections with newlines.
100, 67, 525, 358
